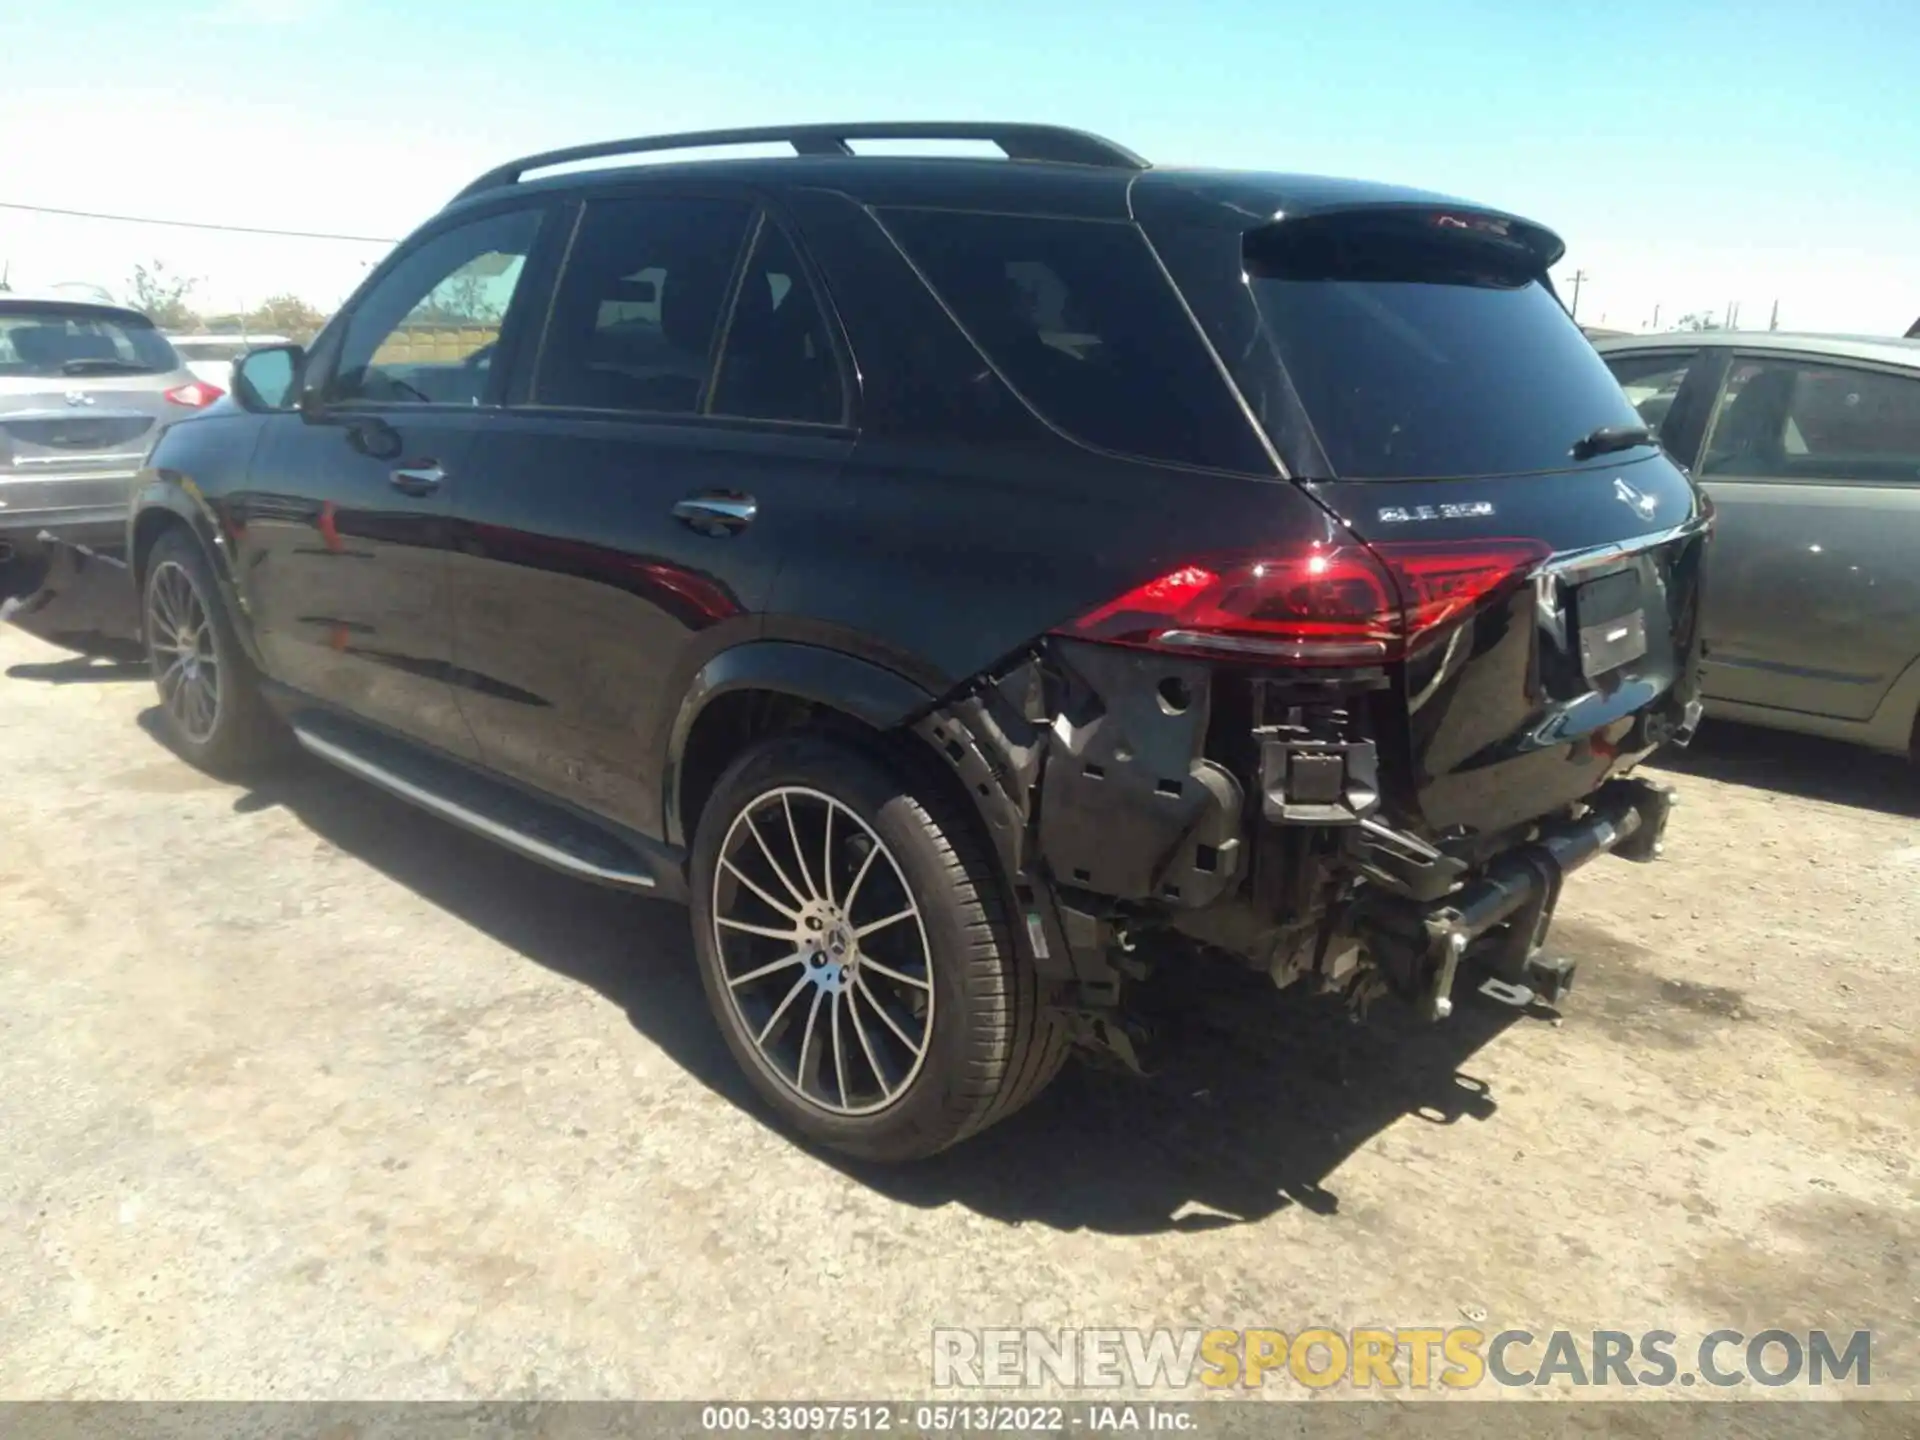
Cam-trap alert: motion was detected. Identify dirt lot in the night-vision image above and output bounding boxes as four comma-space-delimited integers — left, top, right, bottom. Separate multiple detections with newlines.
2, 620, 1915, 1403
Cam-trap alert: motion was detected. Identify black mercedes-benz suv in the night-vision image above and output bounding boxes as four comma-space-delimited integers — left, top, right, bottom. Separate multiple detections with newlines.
125, 122, 1706, 1161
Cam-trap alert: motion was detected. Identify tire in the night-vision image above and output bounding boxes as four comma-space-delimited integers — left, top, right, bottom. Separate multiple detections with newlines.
690, 731, 1069, 1162
142, 529, 284, 778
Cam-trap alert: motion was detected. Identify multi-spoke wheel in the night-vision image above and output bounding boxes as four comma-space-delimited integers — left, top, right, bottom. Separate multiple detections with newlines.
712, 786, 934, 1116
690, 732, 1070, 1162
141, 529, 283, 776
148, 558, 222, 744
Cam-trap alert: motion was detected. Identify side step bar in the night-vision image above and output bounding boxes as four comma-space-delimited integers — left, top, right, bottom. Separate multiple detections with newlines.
290, 718, 660, 892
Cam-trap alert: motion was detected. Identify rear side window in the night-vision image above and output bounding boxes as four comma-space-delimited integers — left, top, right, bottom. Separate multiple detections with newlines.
0, 305, 180, 378
879, 209, 1264, 472
1701, 358, 1920, 483
709, 218, 847, 426
1243, 218, 1646, 480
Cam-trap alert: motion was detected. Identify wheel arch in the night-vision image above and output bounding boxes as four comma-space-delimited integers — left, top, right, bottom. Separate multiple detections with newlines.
1862, 648, 1920, 760
129, 487, 266, 670
665, 641, 941, 850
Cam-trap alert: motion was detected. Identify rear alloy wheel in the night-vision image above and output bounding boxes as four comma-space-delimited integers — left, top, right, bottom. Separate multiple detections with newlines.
690, 733, 1068, 1161
148, 558, 223, 745
712, 785, 934, 1117
142, 530, 283, 777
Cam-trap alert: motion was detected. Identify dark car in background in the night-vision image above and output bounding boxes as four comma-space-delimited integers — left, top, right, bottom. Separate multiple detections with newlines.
1598, 331, 1920, 762
1, 298, 223, 577
118, 122, 1705, 1160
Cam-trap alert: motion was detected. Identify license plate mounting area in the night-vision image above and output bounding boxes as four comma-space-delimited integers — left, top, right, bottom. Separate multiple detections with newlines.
1572, 565, 1648, 680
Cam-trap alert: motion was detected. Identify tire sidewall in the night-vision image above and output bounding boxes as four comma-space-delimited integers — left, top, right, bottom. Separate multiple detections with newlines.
689, 733, 1000, 1160
143, 532, 254, 769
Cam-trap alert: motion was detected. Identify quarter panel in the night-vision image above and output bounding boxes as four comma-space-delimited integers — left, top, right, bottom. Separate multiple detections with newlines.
131, 410, 271, 660
764, 436, 1343, 695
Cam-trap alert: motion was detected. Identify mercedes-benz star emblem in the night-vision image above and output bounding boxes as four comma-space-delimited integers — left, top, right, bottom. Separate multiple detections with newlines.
1613, 476, 1657, 521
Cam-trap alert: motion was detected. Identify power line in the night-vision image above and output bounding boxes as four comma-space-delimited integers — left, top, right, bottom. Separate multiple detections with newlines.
0, 200, 398, 245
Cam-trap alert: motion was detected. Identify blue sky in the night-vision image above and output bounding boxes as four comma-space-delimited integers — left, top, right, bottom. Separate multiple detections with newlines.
2, 0, 1916, 330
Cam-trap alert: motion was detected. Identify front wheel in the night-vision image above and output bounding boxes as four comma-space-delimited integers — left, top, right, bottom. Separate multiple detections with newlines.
689, 732, 1068, 1162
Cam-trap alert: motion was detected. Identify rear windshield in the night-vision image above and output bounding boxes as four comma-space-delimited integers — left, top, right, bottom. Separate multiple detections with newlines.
1244, 220, 1646, 480
0, 304, 180, 379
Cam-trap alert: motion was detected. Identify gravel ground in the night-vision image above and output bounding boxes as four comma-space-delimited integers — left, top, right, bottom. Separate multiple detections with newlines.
1, 622, 1915, 1404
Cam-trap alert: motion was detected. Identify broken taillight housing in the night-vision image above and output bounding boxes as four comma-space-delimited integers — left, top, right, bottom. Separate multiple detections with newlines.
1057, 539, 1553, 665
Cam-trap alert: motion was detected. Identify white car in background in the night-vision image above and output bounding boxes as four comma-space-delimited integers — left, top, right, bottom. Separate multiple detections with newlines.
167, 334, 292, 391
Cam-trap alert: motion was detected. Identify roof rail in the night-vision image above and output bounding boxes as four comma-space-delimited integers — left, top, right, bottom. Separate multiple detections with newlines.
451, 122, 1147, 201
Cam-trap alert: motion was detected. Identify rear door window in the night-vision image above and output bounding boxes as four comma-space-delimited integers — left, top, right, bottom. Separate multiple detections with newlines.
1241, 217, 1647, 480
1702, 358, 1920, 483
534, 196, 756, 416
0, 305, 181, 377
878, 209, 1266, 472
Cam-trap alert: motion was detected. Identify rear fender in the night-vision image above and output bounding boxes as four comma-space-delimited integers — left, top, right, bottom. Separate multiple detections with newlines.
663, 641, 939, 848
128, 476, 266, 671
1865, 649, 1920, 757
668, 638, 1262, 985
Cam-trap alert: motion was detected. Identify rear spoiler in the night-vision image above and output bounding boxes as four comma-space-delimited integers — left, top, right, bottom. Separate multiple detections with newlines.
1243, 204, 1566, 282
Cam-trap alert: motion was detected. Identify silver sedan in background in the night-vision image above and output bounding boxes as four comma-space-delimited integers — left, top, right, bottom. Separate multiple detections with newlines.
1597, 331, 1920, 763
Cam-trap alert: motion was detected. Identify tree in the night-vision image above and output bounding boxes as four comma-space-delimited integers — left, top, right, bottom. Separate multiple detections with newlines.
242, 293, 330, 343
126, 260, 201, 331
418, 272, 502, 326
1674, 311, 1721, 332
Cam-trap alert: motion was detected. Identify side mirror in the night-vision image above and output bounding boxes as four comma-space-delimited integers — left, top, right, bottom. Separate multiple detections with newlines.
231, 343, 305, 413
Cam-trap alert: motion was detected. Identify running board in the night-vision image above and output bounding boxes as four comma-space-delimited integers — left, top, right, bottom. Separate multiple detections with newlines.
289, 716, 659, 891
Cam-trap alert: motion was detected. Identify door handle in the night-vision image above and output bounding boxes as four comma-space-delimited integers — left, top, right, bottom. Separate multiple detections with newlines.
390, 462, 445, 496
672, 493, 757, 534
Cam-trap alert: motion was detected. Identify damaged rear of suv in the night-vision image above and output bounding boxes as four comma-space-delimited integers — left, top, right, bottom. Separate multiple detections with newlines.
121, 124, 1706, 1163
931, 181, 1709, 1040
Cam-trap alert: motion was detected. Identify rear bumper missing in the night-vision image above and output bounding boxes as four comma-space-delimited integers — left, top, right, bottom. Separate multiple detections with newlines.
1351, 775, 1675, 1019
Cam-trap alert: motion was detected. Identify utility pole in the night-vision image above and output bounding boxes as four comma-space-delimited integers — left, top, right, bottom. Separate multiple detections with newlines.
1565, 269, 1588, 320
1769, 298, 1779, 331
1650, 303, 1661, 331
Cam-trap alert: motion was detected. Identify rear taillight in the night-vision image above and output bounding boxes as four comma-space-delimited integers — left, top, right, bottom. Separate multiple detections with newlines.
164, 381, 224, 408
1056, 539, 1551, 665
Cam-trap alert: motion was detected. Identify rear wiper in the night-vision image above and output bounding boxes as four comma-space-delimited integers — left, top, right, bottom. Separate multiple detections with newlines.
60, 358, 154, 375
1570, 423, 1655, 461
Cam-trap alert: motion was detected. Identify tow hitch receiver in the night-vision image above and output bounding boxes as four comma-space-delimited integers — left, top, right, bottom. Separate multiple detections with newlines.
1354, 776, 1674, 1020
